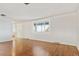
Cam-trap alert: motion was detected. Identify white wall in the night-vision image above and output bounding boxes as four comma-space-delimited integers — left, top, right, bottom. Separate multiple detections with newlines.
77, 10, 79, 46
52, 12, 78, 46
0, 17, 13, 42
16, 12, 78, 46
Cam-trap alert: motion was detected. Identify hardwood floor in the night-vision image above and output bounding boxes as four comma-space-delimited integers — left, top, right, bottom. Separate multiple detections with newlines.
0, 38, 78, 56
0, 41, 12, 56
15, 38, 79, 56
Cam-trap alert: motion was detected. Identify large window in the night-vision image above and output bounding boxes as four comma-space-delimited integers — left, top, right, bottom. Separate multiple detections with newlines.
34, 21, 49, 32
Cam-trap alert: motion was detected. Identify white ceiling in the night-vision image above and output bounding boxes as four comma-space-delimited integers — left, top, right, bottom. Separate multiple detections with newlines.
0, 3, 79, 21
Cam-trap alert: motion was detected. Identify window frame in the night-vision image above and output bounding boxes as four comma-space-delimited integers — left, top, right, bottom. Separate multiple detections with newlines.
33, 21, 50, 32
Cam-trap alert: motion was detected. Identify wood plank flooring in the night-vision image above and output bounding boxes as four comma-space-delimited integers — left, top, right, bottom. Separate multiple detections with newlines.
0, 38, 78, 56
0, 41, 12, 56
15, 38, 79, 56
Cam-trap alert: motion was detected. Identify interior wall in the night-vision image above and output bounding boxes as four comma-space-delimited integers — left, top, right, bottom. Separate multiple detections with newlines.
52, 12, 77, 46
0, 17, 13, 42
15, 12, 78, 46
77, 9, 79, 47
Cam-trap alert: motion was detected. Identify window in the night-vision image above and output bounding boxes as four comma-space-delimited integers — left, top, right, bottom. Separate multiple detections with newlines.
34, 21, 49, 32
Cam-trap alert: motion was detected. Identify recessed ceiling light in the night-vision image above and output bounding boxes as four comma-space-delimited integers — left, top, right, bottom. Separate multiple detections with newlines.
24, 3, 30, 5
0, 14, 6, 16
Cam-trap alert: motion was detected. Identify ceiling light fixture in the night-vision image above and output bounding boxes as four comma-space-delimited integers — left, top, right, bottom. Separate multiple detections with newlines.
0, 14, 6, 16
24, 3, 30, 5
